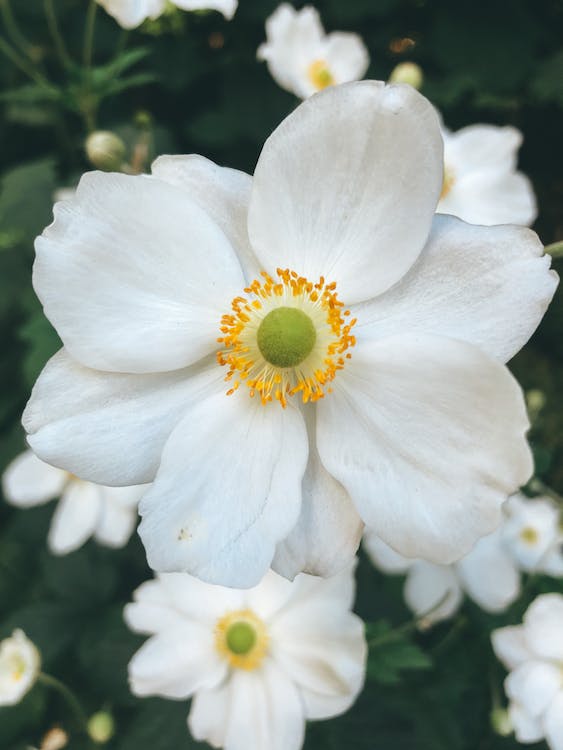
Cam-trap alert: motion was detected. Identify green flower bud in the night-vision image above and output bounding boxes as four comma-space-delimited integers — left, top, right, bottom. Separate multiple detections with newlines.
490, 707, 512, 737
389, 62, 424, 90
87, 711, 115, 744
85, 131, 126, 172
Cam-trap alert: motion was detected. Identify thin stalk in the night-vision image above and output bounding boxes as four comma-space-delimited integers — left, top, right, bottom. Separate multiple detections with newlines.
0, 35, 53, 89
39, 673, 88, 729
369, 589, 453, 647
43, 0, 72, 69
1, 0, 36, 61
545, 240, 563, 258
83, 0, 97, 69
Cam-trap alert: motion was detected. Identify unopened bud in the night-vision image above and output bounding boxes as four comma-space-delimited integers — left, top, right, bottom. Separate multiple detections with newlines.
87, 711, 115, 744
490, 707, 512, 737
40, 727, 68, 750
85, 131, 126, 171
389, 62, 424, 89
526, 389, 546, 418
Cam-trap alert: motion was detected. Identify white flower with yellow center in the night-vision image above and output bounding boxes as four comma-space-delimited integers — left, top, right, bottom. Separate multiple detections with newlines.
438, 122, 537, 226
257, 4, 369, 99
492, 594, 563, 749
364, 527, 521, 625
95, 0, 237, 29
0, 630, 40, 706
24, 82, 557, 588
125, 567, 366, 750
502, 494, 563, 576
2, 450, 146, 555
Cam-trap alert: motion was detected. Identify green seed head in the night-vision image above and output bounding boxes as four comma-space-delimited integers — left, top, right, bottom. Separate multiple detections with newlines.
226, 622, 257, 655
257, 307, 316, 368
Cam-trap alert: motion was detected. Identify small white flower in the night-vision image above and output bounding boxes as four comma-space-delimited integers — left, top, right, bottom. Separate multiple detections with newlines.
257, 4, 369, 99
0, 630, 41, 706
2, 450, 145, 555
125, 567, 366, 750
438, 122, 537, 226
492, 593, 563, 750
96, 0, 237, 30
24, 82, 557, 588
365, 528, 521, 625
502, 493, 563, 576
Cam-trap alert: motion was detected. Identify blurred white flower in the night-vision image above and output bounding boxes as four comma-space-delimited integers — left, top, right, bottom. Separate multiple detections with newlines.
438, 123, 537, 226
502, 494, 563, 576
364, 528, 521, 625
24, 82, 557, 588
492, 593, 563, 749
52, 187, 76, 203
2, 450, 145, 555
257, 4, 369, 98
96, 0, 237, 30
125, 567, 366, 750
0, 630, 41, 706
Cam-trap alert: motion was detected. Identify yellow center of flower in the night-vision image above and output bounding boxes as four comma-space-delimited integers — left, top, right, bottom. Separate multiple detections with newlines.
308, 59, 335, 90
440, 166, 455, 200
520, 526, 539, 545
215, 610, 268, 670
6, 654, 26, 682
217, 269, 357, 407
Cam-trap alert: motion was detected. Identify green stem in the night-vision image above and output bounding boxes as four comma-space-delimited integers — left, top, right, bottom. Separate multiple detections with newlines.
0, 34, 53, 89
1, 0, 36, 61
545, 240, 563, 258
430, 615, 468, 657
369, 589, 453, 647
83, 0, 97, 69
115, 29, 129, 56
43, 0, 72, 69
39, 673, 89, 729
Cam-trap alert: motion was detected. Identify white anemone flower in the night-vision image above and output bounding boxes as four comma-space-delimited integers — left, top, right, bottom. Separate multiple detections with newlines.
2, 450, 145, 555
24, 82, 558, 588
0, 630, 41, 706
492, 593, 563, 749
502, 494, 563, 576
125, 567, 366, 750
364, 528, 521, 625
438, 123, 537, 226
257, 4, 369, 99
96, 0, 237, 29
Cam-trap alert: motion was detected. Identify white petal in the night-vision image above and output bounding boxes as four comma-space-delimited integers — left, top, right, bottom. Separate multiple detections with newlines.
505, 661, 562, 718
248, 81, 443, 303
173, 0, 238, 19
355, 215, 557, 364
491, 626, 532, 671
456, 531, 520, 613
363, 533, 413, 575
544, 693, 563, 750
128, 626, 226, 699
151, 155, 257, 278
93, 485, 145, 548
96, 0, 166, 29
317, 333, 532, 564
508, 702, 545, 744
139, 391, 308, 587
272, 413, 363, 579
523, 593, 563, 662
541, 543, 563, 577
23, 349, 214, 486
188, 684, 230, 749
34, 171, 244, 373
124, 579, 189, 635
323, 32, 370, 83
444, 125, 523, 175
48, 481, 102, 555
2, 450, 67, 508
403, 562, 462, 624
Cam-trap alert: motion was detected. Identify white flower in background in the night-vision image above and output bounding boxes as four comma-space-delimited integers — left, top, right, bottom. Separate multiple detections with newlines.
492, 593, 563, 749
0, 630, 41, 706
125, 567, 366, 750
257, 4, 369, 99
438, 123, 537, 226
502, 494, 563, 576
2, 450, 145, 555
364, 528, 521, 625
96, 0, 238, 30
24, 82, 557, 588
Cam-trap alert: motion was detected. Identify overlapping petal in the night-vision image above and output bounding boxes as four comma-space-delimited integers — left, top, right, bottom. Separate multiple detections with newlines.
48, 481, 101, 555
456, 532, 520, 612
403, 563, 462, 623
523, 593, 563, 661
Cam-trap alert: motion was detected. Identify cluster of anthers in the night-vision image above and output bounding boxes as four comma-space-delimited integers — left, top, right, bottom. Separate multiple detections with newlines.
214, 609, 269, 671
217, 268, 357, 408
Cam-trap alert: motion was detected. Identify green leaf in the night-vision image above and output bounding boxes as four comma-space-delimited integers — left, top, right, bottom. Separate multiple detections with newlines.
366, 621, 433, 685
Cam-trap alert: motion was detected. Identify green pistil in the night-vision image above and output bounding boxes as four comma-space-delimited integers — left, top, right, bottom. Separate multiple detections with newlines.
226, 622, 257, 655
257, 307, 316, 368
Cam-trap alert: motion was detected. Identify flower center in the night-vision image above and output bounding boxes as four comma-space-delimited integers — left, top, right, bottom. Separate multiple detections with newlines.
215, 610, 268, 670
217, 269, 357, 407
440, 166, 455, 200
308, 59, 335, 90
520, 526, 539, 545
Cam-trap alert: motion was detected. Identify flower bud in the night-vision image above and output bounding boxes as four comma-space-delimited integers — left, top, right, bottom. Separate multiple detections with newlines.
490, 707, 512, 737
389, 62, 423, 90
87, 711, 115, 744
526, 388, 546, 419
85, 131, 126, 172
0, 630, 41, 706
40, 727, 68, 750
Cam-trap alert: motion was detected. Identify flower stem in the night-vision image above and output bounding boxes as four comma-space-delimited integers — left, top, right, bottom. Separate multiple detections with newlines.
0, 34, 53, 89
0, 0, 36, 61
368, 589, 453, 647
38, 673, 88, 729
545, 240, 563, 258
83, 0, 97, 69
43, 0, 72, 69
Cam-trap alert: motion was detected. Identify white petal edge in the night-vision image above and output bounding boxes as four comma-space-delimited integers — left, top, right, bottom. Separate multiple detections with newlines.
48, 481, 102, 555
2, 450, 67, 508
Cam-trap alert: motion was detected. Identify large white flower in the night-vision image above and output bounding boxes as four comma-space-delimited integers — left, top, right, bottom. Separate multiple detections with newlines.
257, 4, 369, 99
125, 567, 366, 750
365, 527, 521, 625
502, 494, 563, 576
24, 82, 557, 588
96, 0, 237, 29
2, 450, 145, 555
492, 593, 563, 749
438, 123, 537, 226
0, 630, 40, 706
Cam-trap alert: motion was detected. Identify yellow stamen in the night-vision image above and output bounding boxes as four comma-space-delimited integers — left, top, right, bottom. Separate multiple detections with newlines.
308, 59, 335, 90
520, 526, 539, 545
217, 269, 357, 408
440, 166, 455, 200
215, 609, 268, 671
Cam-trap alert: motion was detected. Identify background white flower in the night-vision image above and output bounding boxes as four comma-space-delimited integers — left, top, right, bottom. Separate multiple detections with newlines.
492, 593, 563, 749
502, 494, 563, 576
257, 4, 369, 99
96, 0, 238, 30
438, 122, 537, 226
125, 567, 366, 750
2, 450, 146, 555
0, 630, 41, 706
